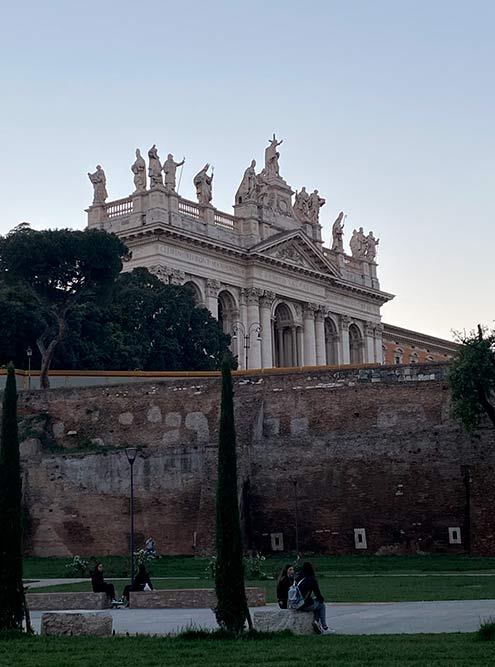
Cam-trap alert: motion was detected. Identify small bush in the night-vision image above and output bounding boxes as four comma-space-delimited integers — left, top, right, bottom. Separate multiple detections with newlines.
477, 618, 495, 641
65, 556, 90, 577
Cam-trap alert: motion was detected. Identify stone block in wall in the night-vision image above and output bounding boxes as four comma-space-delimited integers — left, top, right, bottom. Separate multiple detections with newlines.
253, 609, 314, 634
41, 612, 112, 636
129, 587, 265, 608
27, 592, 111, 610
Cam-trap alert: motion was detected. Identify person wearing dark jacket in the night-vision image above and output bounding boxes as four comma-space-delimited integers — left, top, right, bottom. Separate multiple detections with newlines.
122, 564, 154, 604
295, 561, 332, 634
276, 564, 295, 609
91, 563, 117, 602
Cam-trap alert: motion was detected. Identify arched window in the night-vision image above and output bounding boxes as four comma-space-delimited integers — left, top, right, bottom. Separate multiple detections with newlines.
183, 281, 202, 306
217, 290, 237, 335
349, 324, 363, 364
409, 352, 419, 364
274, 303, 297, 367
394, 347, 404, 365
325, 318, 339, 365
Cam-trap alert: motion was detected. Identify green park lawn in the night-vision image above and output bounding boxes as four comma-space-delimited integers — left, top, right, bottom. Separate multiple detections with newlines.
24, 554, 495, 603
1, 633, 494, 667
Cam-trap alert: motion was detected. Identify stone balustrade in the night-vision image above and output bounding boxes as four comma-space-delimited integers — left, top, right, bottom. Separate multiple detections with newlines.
105, 197, 134, 219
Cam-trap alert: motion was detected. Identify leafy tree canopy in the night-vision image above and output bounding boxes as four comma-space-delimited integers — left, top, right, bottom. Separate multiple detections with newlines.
448, 325, 495, 431
0, 243, 232, 373
0, 225, 128, 387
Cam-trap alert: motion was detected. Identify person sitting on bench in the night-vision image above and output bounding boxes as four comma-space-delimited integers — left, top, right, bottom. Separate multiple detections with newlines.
122, 564, 154, 604
91, 562, 117, 603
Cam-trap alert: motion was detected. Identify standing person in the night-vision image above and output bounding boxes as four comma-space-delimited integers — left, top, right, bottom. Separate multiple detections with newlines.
122, 564, 154, 605
277, 564, 295, 609
91, 563, 116, 603
296, 561, 333, 634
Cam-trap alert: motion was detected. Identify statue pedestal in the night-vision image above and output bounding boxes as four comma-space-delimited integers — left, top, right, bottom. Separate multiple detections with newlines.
86, 204, 107, 229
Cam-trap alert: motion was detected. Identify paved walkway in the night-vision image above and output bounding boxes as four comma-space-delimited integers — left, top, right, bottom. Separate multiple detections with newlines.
29, 599, 495, 635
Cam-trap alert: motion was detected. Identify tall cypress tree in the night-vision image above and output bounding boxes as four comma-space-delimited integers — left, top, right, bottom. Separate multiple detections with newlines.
0, 364, 24, 630
214, 358, 249, 633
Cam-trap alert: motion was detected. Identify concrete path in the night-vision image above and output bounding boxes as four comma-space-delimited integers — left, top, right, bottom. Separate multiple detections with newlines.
29, 599, 495, 636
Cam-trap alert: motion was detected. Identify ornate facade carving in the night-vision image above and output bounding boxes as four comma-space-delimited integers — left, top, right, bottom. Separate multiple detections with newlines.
303, 303, 318, 318
169, 269, 186, 285
206, 278, 221, 297
246, 287, 263, 305
260, 290, 276, 309
341, 315, 351, 330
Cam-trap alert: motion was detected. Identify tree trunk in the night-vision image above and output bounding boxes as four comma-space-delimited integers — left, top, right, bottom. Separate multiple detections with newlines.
37, 313, 67, 390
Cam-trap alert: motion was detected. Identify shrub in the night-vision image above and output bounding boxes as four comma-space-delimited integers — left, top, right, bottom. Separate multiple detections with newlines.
477, 618, 495, 641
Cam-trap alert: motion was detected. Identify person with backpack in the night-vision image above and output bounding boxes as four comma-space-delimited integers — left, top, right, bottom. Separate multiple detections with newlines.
276, 564, 295, 609
292, 561, 333, 634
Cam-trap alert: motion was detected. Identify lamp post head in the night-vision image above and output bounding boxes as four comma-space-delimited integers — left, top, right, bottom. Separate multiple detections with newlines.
26, 346, 33, 358
125, 447, 138, 464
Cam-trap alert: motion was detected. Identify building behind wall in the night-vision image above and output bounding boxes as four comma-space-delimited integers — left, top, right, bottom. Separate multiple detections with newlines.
87, 138, 394, 369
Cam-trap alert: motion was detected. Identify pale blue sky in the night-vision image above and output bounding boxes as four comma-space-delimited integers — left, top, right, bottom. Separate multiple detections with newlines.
1, 0, 493, 340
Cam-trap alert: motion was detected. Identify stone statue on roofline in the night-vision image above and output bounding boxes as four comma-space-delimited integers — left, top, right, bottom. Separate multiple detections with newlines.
308, 189, 326, 224
193, 163, 213, 205
263, 133, 283, 179
131, 148, 147, 193
148, 144, 163, 188
365, 231, 379, 261
163, 153, 185, 193
236, 159, 258, 204
88, 165, 108, 205
331, 212, 345, 252
350, 227, 366, 258
293, 187, 310, 222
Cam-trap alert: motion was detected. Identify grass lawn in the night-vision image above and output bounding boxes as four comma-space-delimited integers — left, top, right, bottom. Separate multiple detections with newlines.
29, 573, 495, 602
1, 633, 494, 667
23, 554, 495, 580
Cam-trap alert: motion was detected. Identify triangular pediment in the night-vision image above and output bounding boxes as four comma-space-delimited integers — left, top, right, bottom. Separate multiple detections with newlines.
249, 230, 340, 277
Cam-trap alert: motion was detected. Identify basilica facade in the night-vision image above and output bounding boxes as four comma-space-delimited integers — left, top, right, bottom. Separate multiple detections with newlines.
87, 138, 394, 370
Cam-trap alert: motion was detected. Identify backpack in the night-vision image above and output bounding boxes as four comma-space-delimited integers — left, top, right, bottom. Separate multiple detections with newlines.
287, 577, 307, 610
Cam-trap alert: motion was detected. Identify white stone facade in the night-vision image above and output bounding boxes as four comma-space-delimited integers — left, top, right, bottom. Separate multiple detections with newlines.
87, 140, 394, 369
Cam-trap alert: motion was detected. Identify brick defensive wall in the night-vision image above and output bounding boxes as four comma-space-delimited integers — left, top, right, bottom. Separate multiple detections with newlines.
7, 363, 495, 556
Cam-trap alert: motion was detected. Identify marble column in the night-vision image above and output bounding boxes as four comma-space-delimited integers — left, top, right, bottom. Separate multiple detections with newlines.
340, 315, 351, 365
246, 288, 262, 369
315, 308, 326, 366
260, 291, 275, 369
374, 323, 384, 364
296, 327, 303, 366
303, 304, 317, 367
291, 327, 298, 367
365, 321, 376, 363
206, 278, 221, 319
238, 289, 248, 369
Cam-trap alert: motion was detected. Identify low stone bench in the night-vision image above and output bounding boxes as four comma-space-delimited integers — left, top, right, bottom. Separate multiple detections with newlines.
253, 609, 315, 635
130, 587, 265, 609
27, 592, 111, 611
41, 612, 112, 636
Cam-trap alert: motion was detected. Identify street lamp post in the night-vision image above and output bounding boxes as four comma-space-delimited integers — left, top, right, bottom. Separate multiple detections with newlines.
125, 447, 138, 585
232, 321, 262, 369
26, 346, 32, 390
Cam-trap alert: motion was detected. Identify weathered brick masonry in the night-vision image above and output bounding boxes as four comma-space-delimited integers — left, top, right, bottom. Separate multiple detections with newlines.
8, 363, 495, 556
